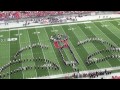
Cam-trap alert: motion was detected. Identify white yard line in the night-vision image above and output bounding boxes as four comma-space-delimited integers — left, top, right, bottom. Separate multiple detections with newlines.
116, 20, 120, 27
101, 21, 120, 38
18, 29, 24, 79
69, 24, 100, 68
114, 19, 120, 21
35, 28, 50, 76
93, 19, 117, 22
61, 26, 87, 69
115, 19, 120, 24
100, 22, 120, 47
43, 27, 63, 74
9, 27, 10, 79
51, 26, 74, 69
92, 22, 120, 62
90, 23, 117, 47
26, 29, 38, 78
105, 21, 120, 41
84, 23, 112, 67
60, 25, 87, 70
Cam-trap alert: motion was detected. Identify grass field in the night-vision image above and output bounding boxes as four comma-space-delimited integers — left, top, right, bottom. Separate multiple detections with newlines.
1, 19, 120, 79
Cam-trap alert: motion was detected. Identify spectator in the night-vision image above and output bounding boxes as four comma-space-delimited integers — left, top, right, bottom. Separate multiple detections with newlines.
0, 11, 94, 21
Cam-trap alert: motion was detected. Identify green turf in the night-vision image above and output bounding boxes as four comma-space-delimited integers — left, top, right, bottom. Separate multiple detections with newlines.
1, 19, 120, 79
18, 29, 37, 78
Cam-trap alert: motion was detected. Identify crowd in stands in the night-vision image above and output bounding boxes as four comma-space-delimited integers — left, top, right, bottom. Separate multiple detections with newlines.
0, 11, 93, 21
64, 69, 112, 79
72, 69, 112, 79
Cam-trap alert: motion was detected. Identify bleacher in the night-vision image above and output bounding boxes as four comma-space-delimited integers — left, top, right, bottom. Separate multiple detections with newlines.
0, 11, 94, 20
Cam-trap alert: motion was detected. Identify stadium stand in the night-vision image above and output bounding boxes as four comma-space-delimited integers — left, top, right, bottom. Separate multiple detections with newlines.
0, 11, 94, 20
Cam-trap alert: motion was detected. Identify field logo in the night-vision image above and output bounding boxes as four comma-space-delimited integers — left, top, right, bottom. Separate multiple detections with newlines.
50, 34, 68, 49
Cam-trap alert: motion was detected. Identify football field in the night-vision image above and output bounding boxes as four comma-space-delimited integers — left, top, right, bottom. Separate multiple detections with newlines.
1, 19, 120, 79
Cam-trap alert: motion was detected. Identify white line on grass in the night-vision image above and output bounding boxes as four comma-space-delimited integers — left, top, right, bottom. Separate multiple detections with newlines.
18, 29, 24, 79
101, 21, 120, 47
26, 29, 38, 78
35, 28, 50, 76
93, 19, 116, 23
9, 27, 10, 79
114, 19, 120, 21
84, 23, 111, 67
99, 22, 120, 47
60, 25, 87, 70
90, 23, 117, 47
106, 21, 120, 40
68, 24, 101, 68
43, 27, 63, 74
70, 24, 103, 69
92, 22, 120, 63
115, 20, 120, 27
51, 26, 74, 69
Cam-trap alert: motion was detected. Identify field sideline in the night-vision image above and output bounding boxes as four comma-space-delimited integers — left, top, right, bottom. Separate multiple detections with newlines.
1, 19, 120, 79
